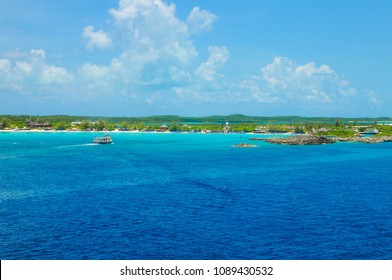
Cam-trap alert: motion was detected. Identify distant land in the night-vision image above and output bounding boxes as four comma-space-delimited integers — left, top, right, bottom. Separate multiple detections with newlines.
1, 114, 391, 125
2, 114, 392, 143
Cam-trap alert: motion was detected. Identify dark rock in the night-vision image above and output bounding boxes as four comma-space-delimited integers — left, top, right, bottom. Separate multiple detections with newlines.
336, 136, 392, 144
250, 135, 336, 145
249, 135, 392, 145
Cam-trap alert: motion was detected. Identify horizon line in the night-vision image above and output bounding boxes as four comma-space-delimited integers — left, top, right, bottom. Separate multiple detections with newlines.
1, 113, 391, 120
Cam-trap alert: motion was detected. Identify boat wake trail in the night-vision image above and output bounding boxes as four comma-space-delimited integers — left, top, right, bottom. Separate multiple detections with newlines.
57, 143, 98, 148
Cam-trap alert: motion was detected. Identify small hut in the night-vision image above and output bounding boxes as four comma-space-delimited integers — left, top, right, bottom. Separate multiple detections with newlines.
158, 124, 169, 132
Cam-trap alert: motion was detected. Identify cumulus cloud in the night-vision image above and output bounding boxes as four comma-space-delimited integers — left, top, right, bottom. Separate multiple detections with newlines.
75, 0, 223, 98
239, 57, 357, 104
1, 0, 369, 116
195, 46, 229, 82
0, 59, 12, 72
0, 58, 19, 91
0, 49, 73, 93
239, 79, 281, 103
1, 1, 222, 108
40, 65, 72, 84
83, 25, 112, 50
30, 49, 46, 59
79, 63, 109, 81
187, 7, 217, 34
109, 0, 197, 64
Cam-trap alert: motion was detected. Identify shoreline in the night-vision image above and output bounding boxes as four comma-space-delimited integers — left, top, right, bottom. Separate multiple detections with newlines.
2, 130, 392, 144
0, 129, 293, 135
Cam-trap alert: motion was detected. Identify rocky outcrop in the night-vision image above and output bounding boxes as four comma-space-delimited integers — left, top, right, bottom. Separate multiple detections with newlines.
250, 135, 336, 145
249, 135, 392, 145
336, 136, 392, 143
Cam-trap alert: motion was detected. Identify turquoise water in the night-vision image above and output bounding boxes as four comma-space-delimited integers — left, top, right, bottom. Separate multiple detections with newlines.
0, 132, 391, 259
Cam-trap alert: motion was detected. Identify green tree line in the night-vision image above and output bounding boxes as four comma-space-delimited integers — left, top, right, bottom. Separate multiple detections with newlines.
1, 114, 392, 136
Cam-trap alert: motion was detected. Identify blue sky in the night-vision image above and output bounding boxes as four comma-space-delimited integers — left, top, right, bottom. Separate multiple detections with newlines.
1, 0, 391, 117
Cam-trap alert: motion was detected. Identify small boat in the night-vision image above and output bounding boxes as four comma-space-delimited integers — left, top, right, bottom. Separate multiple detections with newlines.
93, 134, 113, 144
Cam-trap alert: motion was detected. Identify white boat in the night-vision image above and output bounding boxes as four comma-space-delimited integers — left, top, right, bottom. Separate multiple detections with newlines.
93, 134, 112, 144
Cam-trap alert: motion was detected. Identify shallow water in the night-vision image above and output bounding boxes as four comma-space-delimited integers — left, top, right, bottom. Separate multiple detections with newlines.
0, 132, 391, 259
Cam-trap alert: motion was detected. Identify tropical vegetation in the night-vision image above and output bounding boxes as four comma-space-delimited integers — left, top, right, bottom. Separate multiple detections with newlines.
1, 114, 391, 138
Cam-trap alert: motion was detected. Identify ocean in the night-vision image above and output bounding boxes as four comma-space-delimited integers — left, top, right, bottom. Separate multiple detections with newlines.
0, 132, 391, 259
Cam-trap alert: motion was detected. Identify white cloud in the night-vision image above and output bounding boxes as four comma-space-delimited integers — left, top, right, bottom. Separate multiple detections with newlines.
243, 56, 357, 104
109, 0, 197, 64
166, 46, 230, 106
40, 65, 72, 84
0, 58, 19, 91
0, 49, 73, 93
261, 57, 294, 89
1, 1, 371, 116
15, 61, 33, 75
83, 25, 112, 50
79, 63, 109, 81
195, 46, 229, 82
73, 0, 222, 100
295, 62, 334, 77
0, 59, 12, 72
30, 49, 46, 59
366, 90, 382, 105
187, 7, 217, 34
238, 79, 281, 103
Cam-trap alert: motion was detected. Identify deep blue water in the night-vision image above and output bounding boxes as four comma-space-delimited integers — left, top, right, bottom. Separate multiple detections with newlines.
0, 132, 391, 260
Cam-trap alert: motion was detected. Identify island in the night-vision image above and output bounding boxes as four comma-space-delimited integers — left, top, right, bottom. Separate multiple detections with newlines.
1, 115, 392, 146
